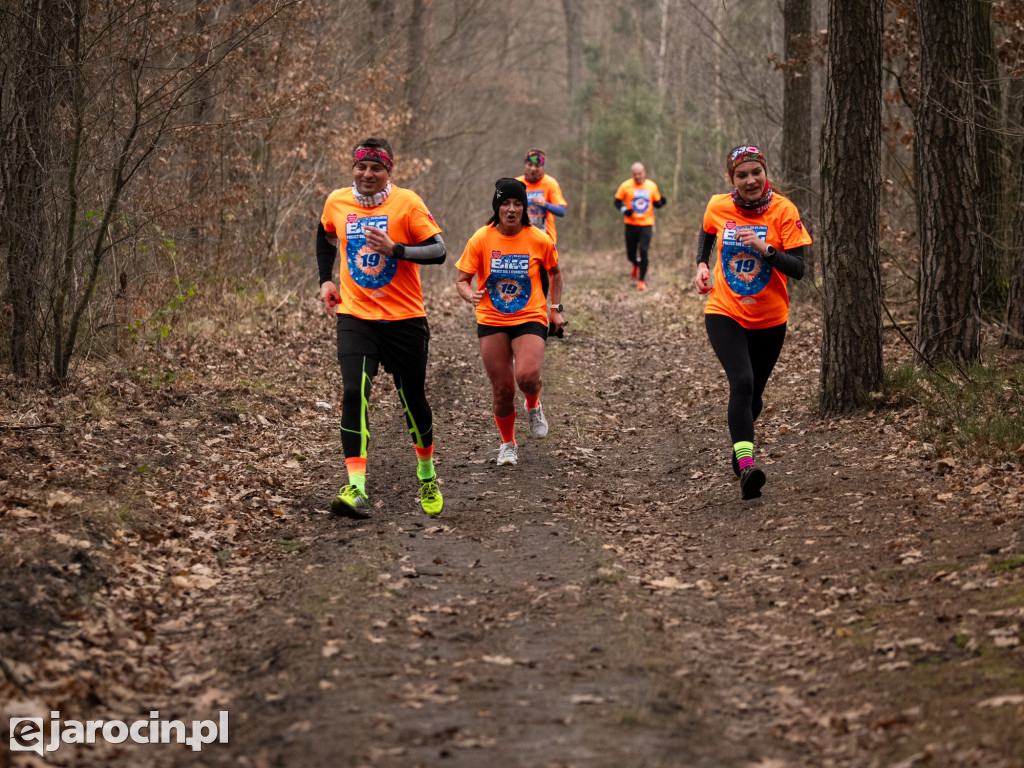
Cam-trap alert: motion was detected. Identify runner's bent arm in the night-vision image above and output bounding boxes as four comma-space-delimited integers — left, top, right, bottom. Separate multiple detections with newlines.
363, 226, 447, 265
696, 229, 717, 265
316, 222, 339, 285
762, 244, 805, 279
697, 227, 805, 280
547, 263, 565, 332
535, 202, 566, 217
455, 269, 485, 306
391, 234, 447, 264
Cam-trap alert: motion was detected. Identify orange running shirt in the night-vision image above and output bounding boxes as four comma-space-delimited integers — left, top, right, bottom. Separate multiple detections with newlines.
516, 173, 567, 245
455, 225, 559, 327
320, 186, 442, 321
615, 178, 662, 227
702, 192, 812, 329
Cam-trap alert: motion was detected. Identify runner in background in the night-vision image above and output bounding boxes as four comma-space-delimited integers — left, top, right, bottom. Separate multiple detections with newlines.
693, 145, 811, 500
455, 178, 565, 466
614, 162, 666, 291
517, 149, 567, 246
317, 137, 446, 518
517, 149, 567, 303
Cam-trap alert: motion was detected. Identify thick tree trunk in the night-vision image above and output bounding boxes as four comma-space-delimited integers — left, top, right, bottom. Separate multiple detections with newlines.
971, 0, 1008, 317
819, 0, 884, 415
0, 0, 68, 379
914, 0, 982, 364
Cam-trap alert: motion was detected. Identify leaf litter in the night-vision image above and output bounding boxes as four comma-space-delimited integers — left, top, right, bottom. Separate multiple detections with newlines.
1, 249, 1022, 767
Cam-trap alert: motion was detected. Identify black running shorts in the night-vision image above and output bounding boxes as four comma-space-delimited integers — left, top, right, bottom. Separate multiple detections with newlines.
336, 314, 430, 376
476, 321, 548, 340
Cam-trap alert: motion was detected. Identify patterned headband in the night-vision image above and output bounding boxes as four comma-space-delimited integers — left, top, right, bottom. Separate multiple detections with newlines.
524, 150, 545, 166
727, 145, 767, 176
353, 146, 393, 172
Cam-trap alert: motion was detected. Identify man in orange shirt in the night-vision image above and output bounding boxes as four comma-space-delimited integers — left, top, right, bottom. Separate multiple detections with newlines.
516, 149, 567, 245
517, 149, 567, 303
317, 137, 446, 518
614, 162, 666, 291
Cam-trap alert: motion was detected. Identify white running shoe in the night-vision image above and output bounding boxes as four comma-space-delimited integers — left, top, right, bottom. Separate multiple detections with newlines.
496, 441, 518, 466
527, 404, 548, 438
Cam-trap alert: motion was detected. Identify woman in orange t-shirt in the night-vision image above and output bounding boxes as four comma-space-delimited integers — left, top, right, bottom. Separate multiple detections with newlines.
693, 146, 811, 500
455, 178, 565, 466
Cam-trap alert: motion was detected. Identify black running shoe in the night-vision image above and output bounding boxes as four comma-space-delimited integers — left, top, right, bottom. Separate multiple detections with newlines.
739, 466, 766, 500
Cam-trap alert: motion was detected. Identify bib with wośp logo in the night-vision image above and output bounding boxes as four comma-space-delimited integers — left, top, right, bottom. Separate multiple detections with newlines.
345, 214, 398, 290
526, 190, 548, 232
721, 224, 771, 297
631, 189, 651, 214
484, 251, 531, 313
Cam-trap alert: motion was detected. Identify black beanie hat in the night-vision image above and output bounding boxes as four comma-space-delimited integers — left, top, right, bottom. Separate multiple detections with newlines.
488, 177, 531, 226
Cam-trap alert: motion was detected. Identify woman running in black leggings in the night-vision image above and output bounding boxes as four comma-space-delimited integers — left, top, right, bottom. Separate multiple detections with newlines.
694, 146, 811, 500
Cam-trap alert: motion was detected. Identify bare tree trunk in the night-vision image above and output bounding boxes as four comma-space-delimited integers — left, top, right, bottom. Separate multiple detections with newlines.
562, 0, 588, 244
562, 0, 585, 105
781, 0, 814, 276
0, 0, 69, 379
971, 0, 1008, 317
914, 0, 982, 364
1003, 83, 1024, 348
401, 0, 431, 150
819, 0, 884, 415
713, 1, 724, 162
656, 0, 670, 113
187, 0, 215, 248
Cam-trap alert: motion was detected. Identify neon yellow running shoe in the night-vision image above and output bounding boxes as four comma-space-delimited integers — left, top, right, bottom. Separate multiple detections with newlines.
419, 477, 443, 515
331, 484, 370, 519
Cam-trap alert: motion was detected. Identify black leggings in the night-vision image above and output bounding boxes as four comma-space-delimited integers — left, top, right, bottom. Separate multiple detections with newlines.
705, 314, 786, 445
624, 225, 653, 280
336, 316, 433, 460
338, 356, 433, 459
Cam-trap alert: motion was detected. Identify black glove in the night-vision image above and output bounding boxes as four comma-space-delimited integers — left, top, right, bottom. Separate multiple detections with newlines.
548, 319, 567, 338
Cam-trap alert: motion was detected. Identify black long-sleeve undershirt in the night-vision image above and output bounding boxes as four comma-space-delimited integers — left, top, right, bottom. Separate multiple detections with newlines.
316, 222, 446, 285
613, 196, 668, 215
696, 229, 805, 280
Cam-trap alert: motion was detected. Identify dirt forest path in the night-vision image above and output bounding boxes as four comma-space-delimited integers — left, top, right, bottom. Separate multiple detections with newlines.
2, 248, 1023, 768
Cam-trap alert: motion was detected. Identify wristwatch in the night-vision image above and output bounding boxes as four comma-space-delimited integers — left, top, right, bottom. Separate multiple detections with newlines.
764, 245, 777, 261
551, 303, 563, 313
392, 242, 405, 259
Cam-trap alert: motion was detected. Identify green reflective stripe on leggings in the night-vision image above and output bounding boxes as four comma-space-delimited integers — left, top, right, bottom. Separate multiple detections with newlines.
340, 359, 371, 457
397, 382, 430, 450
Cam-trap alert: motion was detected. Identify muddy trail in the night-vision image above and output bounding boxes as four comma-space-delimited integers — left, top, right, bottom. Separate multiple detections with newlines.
2, 249, 1023, 768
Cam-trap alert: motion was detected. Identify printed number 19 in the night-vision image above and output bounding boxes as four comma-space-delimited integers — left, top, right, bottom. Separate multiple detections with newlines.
361, 253, 381, 268
499, 282, 518, 295
736, 258, 757, 274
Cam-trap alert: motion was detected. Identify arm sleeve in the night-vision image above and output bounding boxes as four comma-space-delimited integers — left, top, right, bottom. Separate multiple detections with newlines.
697, 229, 717, 265
764, 244, 805, 280
394, 234, 447, 265
614, 197, 628, 213
317, 221, 338, 285
545, 203, 566, 217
